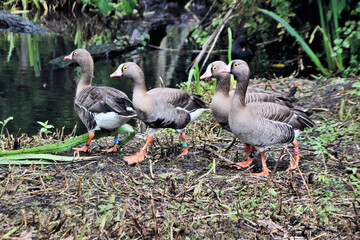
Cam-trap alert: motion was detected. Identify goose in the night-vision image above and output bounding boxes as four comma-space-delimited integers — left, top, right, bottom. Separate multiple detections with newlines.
110, 62, 209, 165
200, 60, 294, 131
64, 49, 136, 152
219, 60, 314, 176
200, 60, 295, 162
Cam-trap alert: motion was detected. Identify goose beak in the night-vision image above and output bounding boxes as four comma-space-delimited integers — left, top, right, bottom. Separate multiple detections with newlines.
219, 65, 231, 73
200, 64, 212, 79
110, 70, 122, 77
64, 53, 72, 60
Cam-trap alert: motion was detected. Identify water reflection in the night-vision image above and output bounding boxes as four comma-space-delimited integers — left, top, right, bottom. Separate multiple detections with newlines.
0, 25, 202, 136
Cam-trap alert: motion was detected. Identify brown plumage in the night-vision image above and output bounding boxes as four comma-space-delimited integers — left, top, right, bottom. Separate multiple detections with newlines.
220, 60, 314, 176
110, 62, 209, 165
64, 49, 136, 152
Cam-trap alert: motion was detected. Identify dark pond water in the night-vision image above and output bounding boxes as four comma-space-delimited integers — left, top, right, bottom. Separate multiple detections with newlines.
0, 24, 209, 136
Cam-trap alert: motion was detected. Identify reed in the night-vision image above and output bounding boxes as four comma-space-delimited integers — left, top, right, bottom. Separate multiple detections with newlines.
316, 0, 344, 71
187, 62, 201, 94
26, 34, 41, 77
227, 27, 232, 63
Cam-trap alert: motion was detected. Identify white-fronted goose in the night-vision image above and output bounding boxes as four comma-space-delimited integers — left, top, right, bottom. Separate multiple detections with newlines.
200, 60, 295, 160
220, 60, 314, 176
64, 49, 136, 152
110, 62, 208, 165
200, 60, 294, 131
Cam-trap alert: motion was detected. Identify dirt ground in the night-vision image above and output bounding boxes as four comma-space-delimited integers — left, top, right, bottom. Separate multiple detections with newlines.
0, 76, 359, 239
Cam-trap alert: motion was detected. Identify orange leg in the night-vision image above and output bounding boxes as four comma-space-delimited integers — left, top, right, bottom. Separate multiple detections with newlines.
102, 134, 119, 153
178, 132, 189, 157
234, 144, 255, 169
244, 144, 255, 156
73, 132, 94, 152
286, 139, 300, 171
235, 152, 254, 169
253, 151, 271, 176
124, 135, 154, 165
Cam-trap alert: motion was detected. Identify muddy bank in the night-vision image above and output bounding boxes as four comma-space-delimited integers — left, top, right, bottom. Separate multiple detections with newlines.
0, 76, 359, 239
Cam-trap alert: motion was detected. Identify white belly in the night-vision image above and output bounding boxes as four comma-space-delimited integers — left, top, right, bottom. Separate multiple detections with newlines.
94, 112, 132, 130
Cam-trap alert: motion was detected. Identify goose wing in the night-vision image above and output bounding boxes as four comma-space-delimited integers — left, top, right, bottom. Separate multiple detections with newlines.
76, 86, 136, 116
147, 88, 208, 111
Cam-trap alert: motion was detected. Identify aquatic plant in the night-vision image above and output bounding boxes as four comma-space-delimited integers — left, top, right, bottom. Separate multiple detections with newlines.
0, 116, 13, 138
37, 120, 54, 135
187, 62, 201, 94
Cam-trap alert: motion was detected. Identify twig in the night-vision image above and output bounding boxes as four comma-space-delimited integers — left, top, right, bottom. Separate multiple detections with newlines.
260, 147, 286, 200
187, 2, 240, 72
151, 198, 158, 234
118, 199, 128, 236
284, 147, 318, 223
149, 159, 155, 179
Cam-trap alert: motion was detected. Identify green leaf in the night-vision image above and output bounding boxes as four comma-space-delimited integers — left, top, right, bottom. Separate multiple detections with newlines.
0, 124, 135, 156
94, 0, 114, 15
352, 82, 360, 88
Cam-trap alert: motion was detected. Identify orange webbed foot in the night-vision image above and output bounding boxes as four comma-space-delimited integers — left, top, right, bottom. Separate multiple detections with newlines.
73, 145, 91, 152
234, 159, 253, 169
252, 167, 271, 176
178, 147, 189, 157
234, 155, 254, 169
102, 145, 118, 153
124, 149, 146, 165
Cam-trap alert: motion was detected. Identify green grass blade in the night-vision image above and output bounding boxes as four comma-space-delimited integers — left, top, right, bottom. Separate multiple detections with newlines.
194, 62, 201, 94
187, 69, 195, 92
227, 27, 232, 63
0, 154, 98, 164
317, 0, 334, 70
0, 124, 135, 156
330, 0, 343, 69
259, 8, 330, 76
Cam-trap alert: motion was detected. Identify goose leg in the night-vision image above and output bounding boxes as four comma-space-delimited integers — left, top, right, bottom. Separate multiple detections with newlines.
124, 135, 154, 165
178, 132, 189, 157
234, 144, 255, 168
286, 139, 300, 171
253, 151, 271, 176
102, 134, 119, 153
73, 132, 94, 152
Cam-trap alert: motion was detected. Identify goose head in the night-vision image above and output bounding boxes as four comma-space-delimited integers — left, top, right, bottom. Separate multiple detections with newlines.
110, 62, 144, 84
219, 59, 249, 79
64, 49, 92, 66
200, 61, 228, 79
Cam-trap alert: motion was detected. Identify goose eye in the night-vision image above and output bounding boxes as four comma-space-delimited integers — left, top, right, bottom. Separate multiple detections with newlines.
123, 66, 128, 70
73, 52, 78, 56
212, 66, 217, 70
233, 63, 239, 67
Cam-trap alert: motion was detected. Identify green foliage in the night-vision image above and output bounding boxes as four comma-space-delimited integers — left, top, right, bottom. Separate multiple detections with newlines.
187, 62, 201, 94
116, 0, 137, 14
37, 120, 54, 135
0, 116, 13, 137
92, 0, 114, 15
259, 8, 330, 76
350, 82, 360, 96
